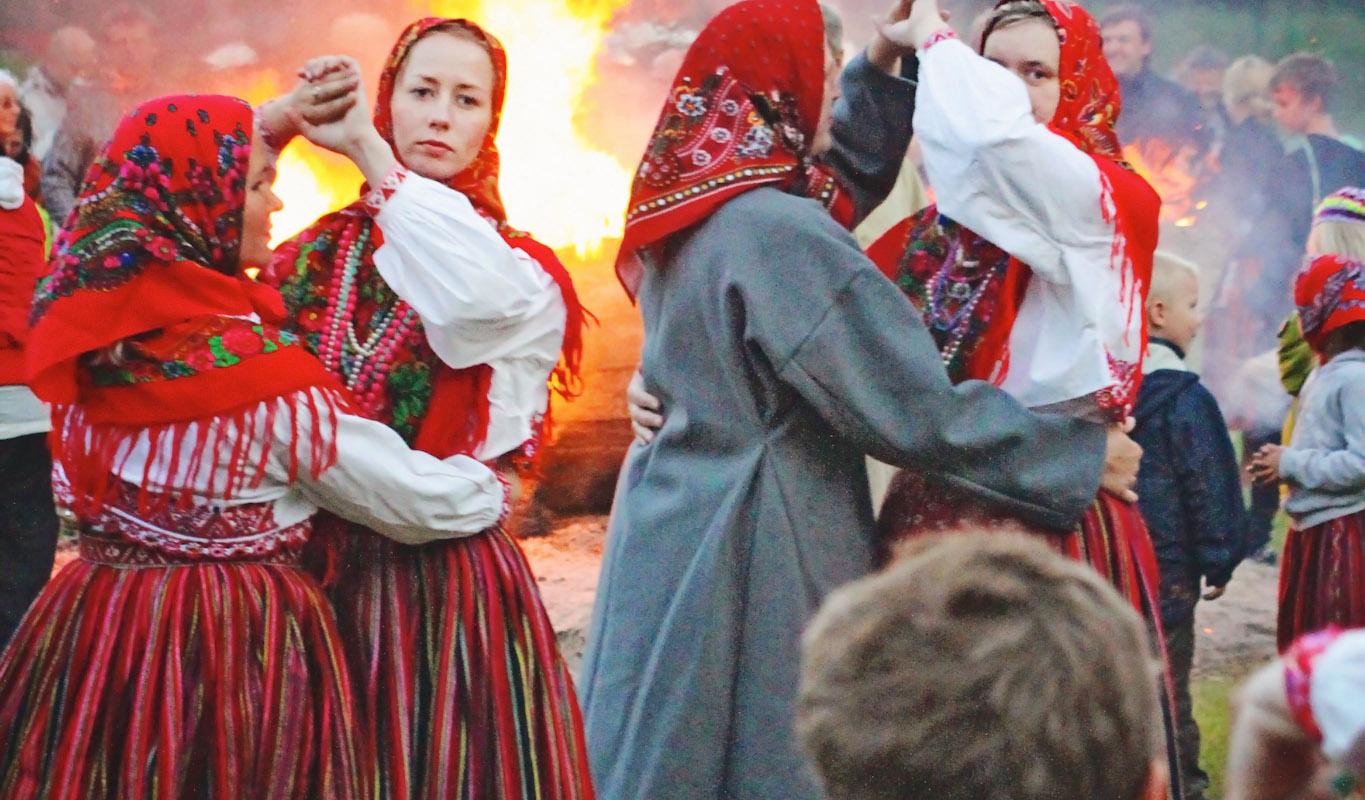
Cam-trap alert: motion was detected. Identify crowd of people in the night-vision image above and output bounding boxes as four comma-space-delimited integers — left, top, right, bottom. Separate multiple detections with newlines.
0, 0, 1361, 798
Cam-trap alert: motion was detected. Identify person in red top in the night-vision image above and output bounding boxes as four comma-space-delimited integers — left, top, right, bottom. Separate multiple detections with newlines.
0, 154, 56, 649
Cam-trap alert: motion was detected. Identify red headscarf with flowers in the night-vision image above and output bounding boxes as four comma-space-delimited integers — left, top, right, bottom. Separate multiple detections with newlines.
615, 0, 843, 300
867, 0, 1158, 417
1296, 254, 1365, 352
26, 94, 350, 510
268, 19, 584, 461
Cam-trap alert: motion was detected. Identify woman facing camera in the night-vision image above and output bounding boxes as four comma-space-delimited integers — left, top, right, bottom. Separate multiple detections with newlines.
265, 19, 592, 800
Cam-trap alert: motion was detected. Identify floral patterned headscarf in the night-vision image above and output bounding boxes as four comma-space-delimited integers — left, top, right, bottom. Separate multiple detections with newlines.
25, 95, 348, 510
615, 0, 831, 300
1296, 254, 1365, 352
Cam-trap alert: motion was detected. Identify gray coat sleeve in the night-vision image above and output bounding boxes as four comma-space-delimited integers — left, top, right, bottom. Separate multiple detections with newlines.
823, 51, 918, 226
730, 193, 1104, 530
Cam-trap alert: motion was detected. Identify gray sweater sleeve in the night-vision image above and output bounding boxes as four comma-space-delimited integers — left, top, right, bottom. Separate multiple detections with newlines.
822, 51, 917, 226
726, 192, 1105, 530
1281, 368, 1365, 494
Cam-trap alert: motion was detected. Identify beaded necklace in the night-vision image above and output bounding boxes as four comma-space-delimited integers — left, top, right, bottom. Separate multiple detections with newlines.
904, 221, 1006, 373
317, 220, 421, 417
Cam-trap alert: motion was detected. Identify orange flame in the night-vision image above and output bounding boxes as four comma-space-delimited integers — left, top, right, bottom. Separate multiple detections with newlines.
1124, 138, 1201, 225
232, 2, 634, 256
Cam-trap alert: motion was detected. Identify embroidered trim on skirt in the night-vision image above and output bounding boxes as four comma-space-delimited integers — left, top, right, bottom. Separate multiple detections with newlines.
0, 538, 366, 799
308, 521, 595, 800
1278, 509, 1365, 652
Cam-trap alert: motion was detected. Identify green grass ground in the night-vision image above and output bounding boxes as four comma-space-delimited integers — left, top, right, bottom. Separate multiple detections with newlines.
1190, 510, 1289, 799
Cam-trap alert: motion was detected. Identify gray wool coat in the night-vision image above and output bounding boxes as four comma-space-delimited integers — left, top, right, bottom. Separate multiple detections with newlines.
579, 53, 1107, 800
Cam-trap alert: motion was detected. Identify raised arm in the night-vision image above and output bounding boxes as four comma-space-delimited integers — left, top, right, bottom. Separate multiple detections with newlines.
913, 38, 1109, 284
821, 48, 918, 225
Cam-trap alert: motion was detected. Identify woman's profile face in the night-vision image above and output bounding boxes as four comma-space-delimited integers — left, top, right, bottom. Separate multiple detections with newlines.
389, 32, 496, 182
983, 18, 1062, 125
0, 83, 20, 140
239, 142, 283, 271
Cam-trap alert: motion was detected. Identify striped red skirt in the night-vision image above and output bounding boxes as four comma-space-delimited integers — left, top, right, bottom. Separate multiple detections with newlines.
1278, 509, 1365, 652
310, 522, 594, 800
0, 534, 365, 799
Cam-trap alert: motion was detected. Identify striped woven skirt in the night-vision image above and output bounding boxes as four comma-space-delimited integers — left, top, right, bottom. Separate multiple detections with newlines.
0, 533, 365, 799
309, 522, 594, 800
878, 470, 1185, 798
1278, 509, 1365, 652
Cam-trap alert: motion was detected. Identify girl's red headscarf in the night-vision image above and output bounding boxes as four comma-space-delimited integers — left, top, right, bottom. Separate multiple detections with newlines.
868, 0, 1158, 416
269, 19, 584, 460
615, 0, 833, 300
1296, 254, 1365, 352
26, 95, 350, 510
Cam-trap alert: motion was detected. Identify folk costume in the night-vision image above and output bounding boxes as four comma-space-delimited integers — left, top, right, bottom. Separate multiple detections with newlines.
868, 0, 1165, 613
0, 95, 511, 799
581, 3, 1112, 798
267, 19, 593, 800
1276, 253, 1365, 650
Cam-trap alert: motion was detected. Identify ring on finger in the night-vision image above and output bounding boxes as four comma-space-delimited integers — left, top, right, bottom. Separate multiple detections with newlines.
312, 86, 321, 102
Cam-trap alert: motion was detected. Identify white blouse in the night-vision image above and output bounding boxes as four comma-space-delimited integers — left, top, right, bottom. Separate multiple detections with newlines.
100, 386, 506, 546
915, 38, 1144, 415
371, 172, 568, 461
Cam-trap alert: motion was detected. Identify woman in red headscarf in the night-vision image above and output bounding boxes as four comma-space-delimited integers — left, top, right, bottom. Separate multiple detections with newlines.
264, 19, 593, 800
0, 92, 515, 799
869, 0, 1163, 605
867, 1, 1185, 792
581, 1, 1144, 798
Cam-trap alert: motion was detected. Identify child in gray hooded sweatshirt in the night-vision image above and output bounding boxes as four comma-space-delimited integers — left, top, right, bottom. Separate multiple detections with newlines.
1250, 232, 1365, 650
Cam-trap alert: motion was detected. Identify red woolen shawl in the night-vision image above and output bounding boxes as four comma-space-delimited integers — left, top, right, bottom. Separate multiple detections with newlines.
26, 95, 350, 510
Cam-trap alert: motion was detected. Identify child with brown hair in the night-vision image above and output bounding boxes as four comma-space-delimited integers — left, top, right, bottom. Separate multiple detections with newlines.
1250, 188, 1365, 650
797, 532, 1169, 800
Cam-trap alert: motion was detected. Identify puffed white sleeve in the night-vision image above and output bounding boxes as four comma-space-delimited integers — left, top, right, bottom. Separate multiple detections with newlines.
369, 170, 567, 370
1309, 630, 1365, 765
914, 38, 1113, 284
266, 389, 507, 545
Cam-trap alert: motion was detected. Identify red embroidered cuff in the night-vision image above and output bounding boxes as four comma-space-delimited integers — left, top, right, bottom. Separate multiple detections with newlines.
921, 29, 958, 51
253, 104, 288, 155
364, 165, 410, 216
1285, 627, 1343, 744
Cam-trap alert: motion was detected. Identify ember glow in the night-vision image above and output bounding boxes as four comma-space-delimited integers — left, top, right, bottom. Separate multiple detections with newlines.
1124, 138, 1202, 225
239, 0, 635, 256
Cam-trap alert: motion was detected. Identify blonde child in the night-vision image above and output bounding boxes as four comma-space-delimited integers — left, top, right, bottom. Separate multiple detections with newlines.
1250, 187, 1365, 649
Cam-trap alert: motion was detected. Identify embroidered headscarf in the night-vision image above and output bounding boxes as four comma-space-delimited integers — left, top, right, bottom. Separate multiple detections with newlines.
269, 19, 584, 460
1295, 254, 1365, 352
26, 95, 349, 510
867, 0, 1158, 418
615, 0, 834, 300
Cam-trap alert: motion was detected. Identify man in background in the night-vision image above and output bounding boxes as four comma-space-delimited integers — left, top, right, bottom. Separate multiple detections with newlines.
17, 26, 95, 163
40, 5, 159, 224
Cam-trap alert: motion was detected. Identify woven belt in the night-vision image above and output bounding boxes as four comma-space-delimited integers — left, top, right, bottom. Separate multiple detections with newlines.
77, 530, 303, 569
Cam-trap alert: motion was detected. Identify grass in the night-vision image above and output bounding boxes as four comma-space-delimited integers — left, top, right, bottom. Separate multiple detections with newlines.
1193, 670, 1253, 800
1189, 508, 1289, 799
